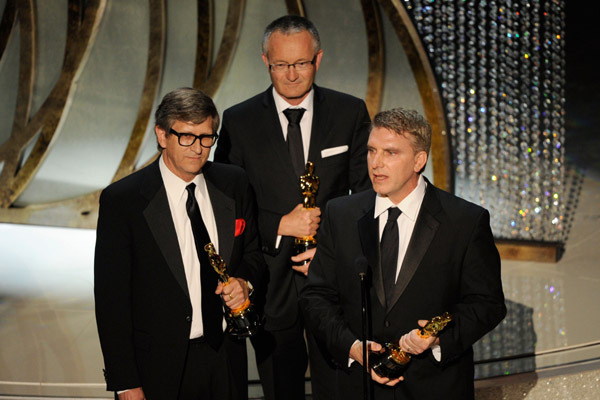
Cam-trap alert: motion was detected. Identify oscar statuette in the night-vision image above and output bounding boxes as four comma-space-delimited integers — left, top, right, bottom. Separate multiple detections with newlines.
295, 161, 319, 260
369, 312, 452, 379
204, 243, 261, 337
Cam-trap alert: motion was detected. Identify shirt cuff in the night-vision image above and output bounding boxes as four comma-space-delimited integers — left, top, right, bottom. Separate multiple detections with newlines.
348, 339, 360, 367
431, 344, 441, 361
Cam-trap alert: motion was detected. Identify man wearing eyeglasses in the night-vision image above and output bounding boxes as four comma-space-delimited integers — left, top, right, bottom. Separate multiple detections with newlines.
215, 15, 371, 400
95, 87, 265, 400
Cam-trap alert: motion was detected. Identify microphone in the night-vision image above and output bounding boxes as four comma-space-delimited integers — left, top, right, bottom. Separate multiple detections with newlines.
356, 256, 372, 400
356, 256, 369, 275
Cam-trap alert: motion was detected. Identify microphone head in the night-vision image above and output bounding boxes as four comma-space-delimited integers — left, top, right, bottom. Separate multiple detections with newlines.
355, 256, 369, 275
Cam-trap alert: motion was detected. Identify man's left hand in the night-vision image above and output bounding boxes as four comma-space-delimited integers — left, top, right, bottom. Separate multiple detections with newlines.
215, 278, 249, 309
291, 247, 316, 276
399, 320, 440, 355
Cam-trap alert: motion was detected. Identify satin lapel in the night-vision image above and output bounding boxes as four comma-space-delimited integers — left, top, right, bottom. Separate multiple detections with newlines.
141, 161, 190, 299
262, 87, 298, 179
307, 85, 328, 163
387, 185, 441, 309
357, 193, 385, 308
204, 172, 235, 266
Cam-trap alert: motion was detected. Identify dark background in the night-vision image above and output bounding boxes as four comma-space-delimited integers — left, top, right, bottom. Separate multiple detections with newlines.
565, 3, 599, 175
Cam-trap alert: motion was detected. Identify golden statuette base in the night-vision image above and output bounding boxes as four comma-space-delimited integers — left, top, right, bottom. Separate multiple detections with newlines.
369, 312, 452, 379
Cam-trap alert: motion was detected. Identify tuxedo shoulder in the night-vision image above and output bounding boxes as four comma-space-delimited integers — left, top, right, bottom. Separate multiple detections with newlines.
429, 183, 490, 219
203, 162, 249, 187
222, 91, 266, 116
326, 189, 374, 213
316, 86, 366, 106
317, 86, 363, 101
100, 162, 155, 198
203, 161, 246, 179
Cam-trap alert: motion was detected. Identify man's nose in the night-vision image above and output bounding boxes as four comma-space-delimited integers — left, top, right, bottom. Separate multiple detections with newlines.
191, 139, 204, 154
286, 65, 299, 80
369, 152, 381, 167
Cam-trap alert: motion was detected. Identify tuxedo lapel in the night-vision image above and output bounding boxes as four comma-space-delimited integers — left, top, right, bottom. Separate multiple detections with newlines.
261, 88, 298, 179
204, 167, 235, 266
357, 192, 386, 308
307, 85, 328, 163
387, 184, 441, 309
141, 161, 190, 299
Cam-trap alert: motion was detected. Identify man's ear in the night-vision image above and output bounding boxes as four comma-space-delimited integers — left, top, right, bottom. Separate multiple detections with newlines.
313, 49, 324, 72
414, 151, 428, 173
261, 53, 270, 70
155, 126, 167, 149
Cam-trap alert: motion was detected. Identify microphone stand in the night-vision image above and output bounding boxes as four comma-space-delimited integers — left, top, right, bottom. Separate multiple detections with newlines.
358, 257, 372, 400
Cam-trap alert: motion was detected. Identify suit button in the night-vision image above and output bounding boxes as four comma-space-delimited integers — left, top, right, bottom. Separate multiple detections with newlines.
186, 316, 192, 322
385, 320, 390, 328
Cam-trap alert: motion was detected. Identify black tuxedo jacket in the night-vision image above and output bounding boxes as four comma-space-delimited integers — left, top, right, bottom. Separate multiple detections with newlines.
215, 84, 371, 330
94, 159, 265, 398
300, 181, 506, 399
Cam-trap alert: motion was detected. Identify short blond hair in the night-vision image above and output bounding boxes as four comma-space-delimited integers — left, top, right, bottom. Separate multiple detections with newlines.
372, 108, 431, 156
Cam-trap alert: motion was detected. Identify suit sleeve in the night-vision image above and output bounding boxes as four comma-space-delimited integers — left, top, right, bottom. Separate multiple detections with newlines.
94, 189, 141, 392
438, 209, 507, 365
348, 100, 371, 194
299, 203, 358, 367
254, 208, 285, 256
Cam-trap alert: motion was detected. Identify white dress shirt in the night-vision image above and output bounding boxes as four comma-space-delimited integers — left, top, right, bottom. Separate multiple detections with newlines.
272, 87, 315, 248
159, 156, 222, 339
349, 175, 440, 365
118, 159, 223, 394
373, 175, 440, 361
273, 87, 314, 162
374, 175, 427, 282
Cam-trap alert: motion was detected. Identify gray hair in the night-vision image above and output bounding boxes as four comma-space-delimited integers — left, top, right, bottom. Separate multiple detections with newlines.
262, 15, 321, 57
154, 87, 219, 150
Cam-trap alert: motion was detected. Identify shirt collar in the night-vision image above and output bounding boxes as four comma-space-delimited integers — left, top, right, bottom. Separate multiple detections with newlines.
374, 175, 427, 221
272, 86, 314, 114
159, 155, 204, 203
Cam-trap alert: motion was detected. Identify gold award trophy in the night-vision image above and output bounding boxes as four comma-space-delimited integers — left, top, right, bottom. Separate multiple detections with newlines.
295, 161, 319, 259
204, 243, 261, 337
369, 312, 452, 379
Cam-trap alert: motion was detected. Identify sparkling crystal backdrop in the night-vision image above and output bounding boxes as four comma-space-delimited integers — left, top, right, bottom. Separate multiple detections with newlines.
402, 0, 566, 241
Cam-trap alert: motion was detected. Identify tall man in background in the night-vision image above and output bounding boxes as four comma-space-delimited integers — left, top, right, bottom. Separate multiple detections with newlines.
215, 15, 371, 400
95, 88, 265, 400
300, 108, 506, 399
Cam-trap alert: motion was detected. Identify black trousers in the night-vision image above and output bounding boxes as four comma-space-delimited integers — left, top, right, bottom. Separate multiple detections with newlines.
178, 336, 247, 400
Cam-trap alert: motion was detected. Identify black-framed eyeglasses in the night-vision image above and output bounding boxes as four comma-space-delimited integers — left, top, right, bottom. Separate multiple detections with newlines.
269, 55, 317, 72
169, 128, 219, 148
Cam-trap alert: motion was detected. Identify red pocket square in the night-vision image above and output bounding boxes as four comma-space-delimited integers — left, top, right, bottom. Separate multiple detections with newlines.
235, 218, 246, 237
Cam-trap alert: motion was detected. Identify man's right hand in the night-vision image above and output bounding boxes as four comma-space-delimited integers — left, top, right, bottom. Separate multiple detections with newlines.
278, 203, 321, 238
118, 387, 145, 400
349, 341, 404, 386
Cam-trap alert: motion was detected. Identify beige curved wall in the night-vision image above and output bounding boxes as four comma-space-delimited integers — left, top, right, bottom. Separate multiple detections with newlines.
0, 0, 447, 228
